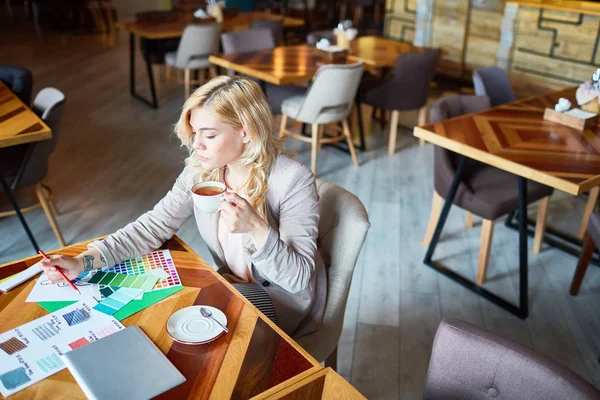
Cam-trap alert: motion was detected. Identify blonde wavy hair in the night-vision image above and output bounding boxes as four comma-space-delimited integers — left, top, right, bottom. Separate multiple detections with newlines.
174, 76, 284, 219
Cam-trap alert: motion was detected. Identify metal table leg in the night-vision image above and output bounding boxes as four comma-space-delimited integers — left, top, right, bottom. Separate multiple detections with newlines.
0, 173, 39, 253
423, 155, 529, 318
129, 33, 159, 109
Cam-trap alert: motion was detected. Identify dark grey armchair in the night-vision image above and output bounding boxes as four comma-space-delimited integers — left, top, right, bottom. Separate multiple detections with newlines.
424, 95, 553, 284
0, 65, 33, 105
425, 318, 600, 400
358, 49, 441, 154
472, 66, 517, 107
0, 88, 66, 246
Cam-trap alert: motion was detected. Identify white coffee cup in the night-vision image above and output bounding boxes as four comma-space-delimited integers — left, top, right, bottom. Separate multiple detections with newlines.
191, 181, 226, 213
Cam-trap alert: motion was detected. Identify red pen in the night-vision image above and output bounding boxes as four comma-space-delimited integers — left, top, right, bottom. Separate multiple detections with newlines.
38, 250, 81, 295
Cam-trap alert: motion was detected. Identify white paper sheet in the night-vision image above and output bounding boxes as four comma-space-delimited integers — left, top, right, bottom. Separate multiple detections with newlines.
0, 301, 125, 397
26, 272, 101, 303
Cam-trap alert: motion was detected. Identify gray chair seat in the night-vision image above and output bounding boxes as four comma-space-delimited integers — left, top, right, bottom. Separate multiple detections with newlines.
165, 51, 211, 70
435, 153, 554, 221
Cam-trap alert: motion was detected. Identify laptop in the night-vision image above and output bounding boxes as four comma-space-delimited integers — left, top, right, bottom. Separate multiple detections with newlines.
62, 326, 185, 400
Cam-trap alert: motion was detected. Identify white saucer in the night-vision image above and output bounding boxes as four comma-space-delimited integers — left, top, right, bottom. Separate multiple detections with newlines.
166, 306, 227, 345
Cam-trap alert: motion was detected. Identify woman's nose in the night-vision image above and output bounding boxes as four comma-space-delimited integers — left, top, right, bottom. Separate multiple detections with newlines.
192, 135, 206, 150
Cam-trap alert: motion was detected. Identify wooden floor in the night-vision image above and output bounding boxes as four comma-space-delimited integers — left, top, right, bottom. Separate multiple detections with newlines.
1, 25, 599, 399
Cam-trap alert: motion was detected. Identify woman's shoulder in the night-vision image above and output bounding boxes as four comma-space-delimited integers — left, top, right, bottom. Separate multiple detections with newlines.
271, 154, 314, 184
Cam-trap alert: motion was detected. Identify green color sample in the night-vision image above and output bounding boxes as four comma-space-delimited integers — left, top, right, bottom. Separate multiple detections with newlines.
120, 275, 137, 288
109, 274, 127, 287
98, 272, 117, 285
140, 277, 158, 290
130, 276, 146, 289
88, 271, 106, 284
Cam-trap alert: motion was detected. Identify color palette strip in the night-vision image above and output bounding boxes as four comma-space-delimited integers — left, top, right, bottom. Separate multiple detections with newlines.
93, 288, 144, 316
0, 338, 27, 355
106, 250, 181, 290
68, 337, 90, 350
88, 271, 159, 291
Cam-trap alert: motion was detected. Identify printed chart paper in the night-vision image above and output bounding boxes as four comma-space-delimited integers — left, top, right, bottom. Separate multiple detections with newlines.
26, 272, 101, 303
0, 301, 125, 397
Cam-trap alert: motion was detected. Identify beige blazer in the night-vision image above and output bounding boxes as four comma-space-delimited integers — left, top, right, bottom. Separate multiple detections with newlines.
89, 155, 327, 337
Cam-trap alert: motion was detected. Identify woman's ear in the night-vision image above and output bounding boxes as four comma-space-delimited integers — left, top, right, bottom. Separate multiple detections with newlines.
240, 129, 251, 144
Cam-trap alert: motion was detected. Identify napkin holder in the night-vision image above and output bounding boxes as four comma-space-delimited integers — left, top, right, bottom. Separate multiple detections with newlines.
543, 107, 599, 130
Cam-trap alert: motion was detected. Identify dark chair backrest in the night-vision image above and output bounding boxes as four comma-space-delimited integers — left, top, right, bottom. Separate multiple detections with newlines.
425, 318, 600, 400
472, 66, 516, 106
362, 49, 441, 111
19, 88, 66, 188
430, 95, 490, 201
220, 28, 276, 54
0, 65, 33, 105
250, 18, 284, 46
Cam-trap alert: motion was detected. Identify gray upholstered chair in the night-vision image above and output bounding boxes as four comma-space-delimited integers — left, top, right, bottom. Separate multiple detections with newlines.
295, 179, 370, 369
279, 62, 365, 173
472, 66, 517, 107
358, 49, 441, 154
0, 88, 66, 246
425, 318, 600, 400
249, 18, 284, 46
570, 211, 600, 295
423, 95, 552, 284
165, 23, 221, 98
220, 28, 305, 115
0, 65, 33, 105
306, 30, 336, 46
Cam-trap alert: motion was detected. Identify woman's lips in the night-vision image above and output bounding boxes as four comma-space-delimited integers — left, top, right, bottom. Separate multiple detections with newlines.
197, 154, 209, 161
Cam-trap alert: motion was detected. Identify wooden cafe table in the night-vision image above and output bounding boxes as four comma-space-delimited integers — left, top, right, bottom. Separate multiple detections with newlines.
115, 11, 304, 109
414, 87, 600, 318
0, 81, 51, 253
209, 37, 424, 150
0, 235, 348, 399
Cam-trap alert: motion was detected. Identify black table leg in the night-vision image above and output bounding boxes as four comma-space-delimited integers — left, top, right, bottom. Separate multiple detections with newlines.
129, 33, 159, 109
424, 155, 529, 319
0, 173, 39, 252
355, 98, 366, 151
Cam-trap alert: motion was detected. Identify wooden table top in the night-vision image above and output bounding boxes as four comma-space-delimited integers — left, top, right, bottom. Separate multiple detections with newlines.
264, 367, 366, 399
347, 36, 425, 69
0, 82, 51, 150
116, 11, 304, 40
0, 236, 322, 399
209, 45, 358, 85
414, 87, 600, 196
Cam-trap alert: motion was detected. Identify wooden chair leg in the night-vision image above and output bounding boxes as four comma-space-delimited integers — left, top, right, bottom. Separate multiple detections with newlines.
325, 346, 338, 371
418, 105, 427, 146
340, 3, 347, 20
310, 123, 319, 173
184, 68, 190, 99
578, 186, 599, 239
533, 195, 551, 254
465, 211, 474, 228
570, 233, 595, 295
352, 6, 362, 26
35, 183, 66, 247
317, 125, 324, 151
477, 219, 495, 285
278, 114, 287, 138
388, 110, 400, 155
342, 119, 359, 167
423, 191, 444, 246
41, 182, 59, 216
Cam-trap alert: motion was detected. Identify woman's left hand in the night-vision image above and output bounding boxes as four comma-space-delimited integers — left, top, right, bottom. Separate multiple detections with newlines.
219, 191, 270, 247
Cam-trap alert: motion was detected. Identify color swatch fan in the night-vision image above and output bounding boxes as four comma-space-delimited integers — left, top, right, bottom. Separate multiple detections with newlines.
101, 250, 181, 291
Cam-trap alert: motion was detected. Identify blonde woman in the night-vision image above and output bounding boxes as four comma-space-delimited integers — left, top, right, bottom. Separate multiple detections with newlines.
38, 76, 327, 337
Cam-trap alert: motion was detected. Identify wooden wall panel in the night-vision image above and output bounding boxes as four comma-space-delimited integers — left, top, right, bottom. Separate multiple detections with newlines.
384, 0, 417, 42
